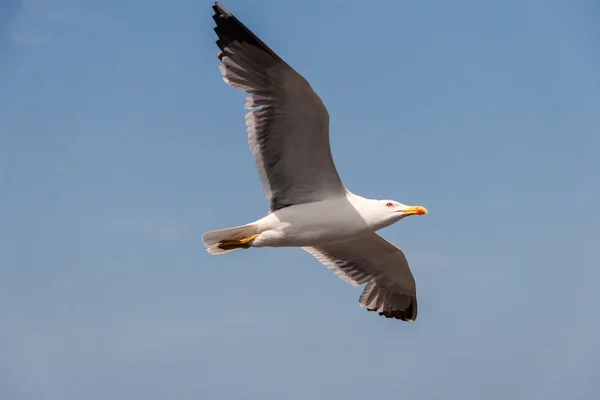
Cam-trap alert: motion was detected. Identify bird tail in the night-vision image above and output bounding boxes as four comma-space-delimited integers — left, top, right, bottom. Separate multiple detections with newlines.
202, 223, 259, 255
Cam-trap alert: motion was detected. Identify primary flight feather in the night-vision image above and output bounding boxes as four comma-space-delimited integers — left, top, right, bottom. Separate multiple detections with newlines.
203, 2, 428, 322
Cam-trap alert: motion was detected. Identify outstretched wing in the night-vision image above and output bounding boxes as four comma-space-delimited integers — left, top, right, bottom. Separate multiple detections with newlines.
212, 3, 347, 211
303, 233, 418, 321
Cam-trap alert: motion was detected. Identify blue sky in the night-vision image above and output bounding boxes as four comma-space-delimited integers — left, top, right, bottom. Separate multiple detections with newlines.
1, 0, 599, 398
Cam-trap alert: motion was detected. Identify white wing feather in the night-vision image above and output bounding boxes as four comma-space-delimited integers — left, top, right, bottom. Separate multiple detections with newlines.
213, 4, 346, 211
303, 234, 418, 321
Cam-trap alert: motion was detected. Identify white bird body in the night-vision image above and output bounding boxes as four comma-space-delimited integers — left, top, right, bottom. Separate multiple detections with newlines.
252, 192, 405, 248
203, 2, 429, 322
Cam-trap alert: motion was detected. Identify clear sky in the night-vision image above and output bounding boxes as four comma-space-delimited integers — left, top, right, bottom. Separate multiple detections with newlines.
1, 0, 599, 399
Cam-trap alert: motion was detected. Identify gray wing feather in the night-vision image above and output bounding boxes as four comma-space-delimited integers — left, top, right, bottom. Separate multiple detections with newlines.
303, 234, 418, 322
212, 3, 346, 211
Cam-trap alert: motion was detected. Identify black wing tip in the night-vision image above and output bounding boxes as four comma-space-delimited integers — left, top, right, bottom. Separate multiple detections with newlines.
212, 2, 232, 32
367, 298, 418, 322
212, 2, 231, 18
211, 2, 287, 65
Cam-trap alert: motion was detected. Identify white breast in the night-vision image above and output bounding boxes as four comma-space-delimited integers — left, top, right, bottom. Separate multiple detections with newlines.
253, 195, 376, 247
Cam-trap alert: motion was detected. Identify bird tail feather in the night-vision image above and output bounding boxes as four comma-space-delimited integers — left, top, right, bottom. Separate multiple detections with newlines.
202, 224, 259, 255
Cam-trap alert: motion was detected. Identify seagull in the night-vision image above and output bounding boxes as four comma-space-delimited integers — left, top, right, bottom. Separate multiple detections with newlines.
203, 2, 429, 322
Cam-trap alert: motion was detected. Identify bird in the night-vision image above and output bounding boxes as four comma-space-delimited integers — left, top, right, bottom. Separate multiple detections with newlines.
203, 2, 429, 322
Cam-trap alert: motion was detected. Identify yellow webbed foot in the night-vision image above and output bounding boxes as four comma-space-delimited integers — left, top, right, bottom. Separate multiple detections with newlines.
217, 233, 259, 250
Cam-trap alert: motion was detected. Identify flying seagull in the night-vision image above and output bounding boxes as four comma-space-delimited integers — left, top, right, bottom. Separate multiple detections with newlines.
203, 2, 428, 322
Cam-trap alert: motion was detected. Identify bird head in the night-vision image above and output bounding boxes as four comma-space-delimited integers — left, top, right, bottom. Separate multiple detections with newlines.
376, 200, 428, 225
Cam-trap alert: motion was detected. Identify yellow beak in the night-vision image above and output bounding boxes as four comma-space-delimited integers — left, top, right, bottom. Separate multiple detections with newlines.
398, 205, 428, 216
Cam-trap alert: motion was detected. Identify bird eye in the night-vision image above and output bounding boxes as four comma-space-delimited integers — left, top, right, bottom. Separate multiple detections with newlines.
386, 202, 394, 208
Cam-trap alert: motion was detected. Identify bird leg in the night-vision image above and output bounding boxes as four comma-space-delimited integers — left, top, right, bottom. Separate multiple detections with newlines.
217, 233, 260, 250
